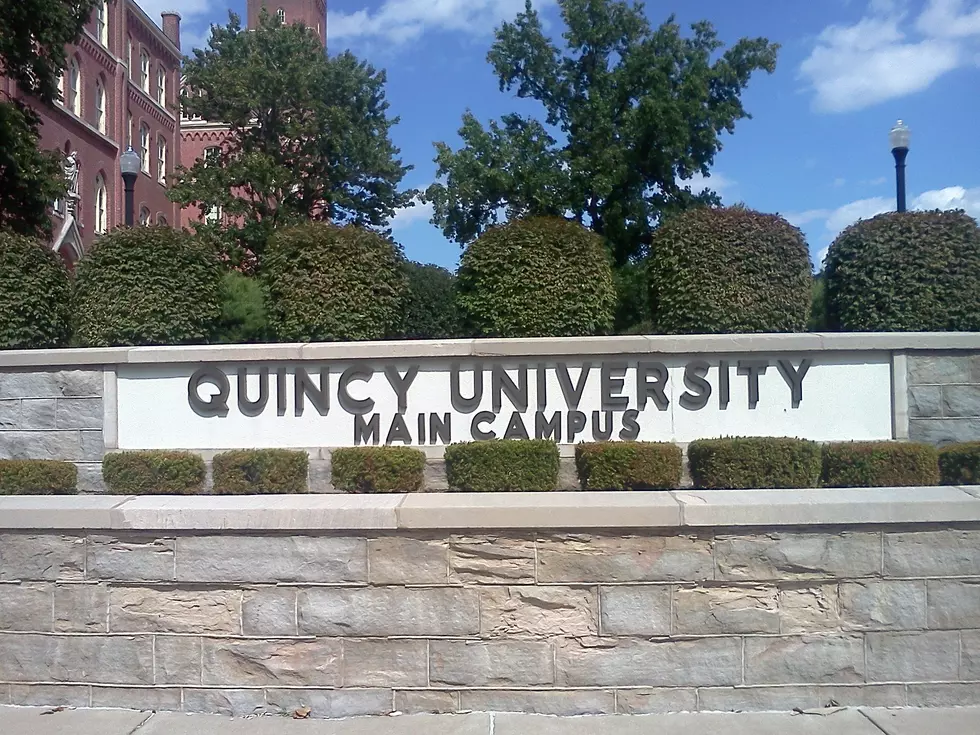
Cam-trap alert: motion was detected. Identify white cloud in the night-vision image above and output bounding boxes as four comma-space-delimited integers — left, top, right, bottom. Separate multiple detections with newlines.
679, 171, 734, 197
391, 196, 434, 230
799, 0, 980, 113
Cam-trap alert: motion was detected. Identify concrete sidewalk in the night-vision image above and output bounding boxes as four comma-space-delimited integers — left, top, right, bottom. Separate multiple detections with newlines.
1, 706, 978, 735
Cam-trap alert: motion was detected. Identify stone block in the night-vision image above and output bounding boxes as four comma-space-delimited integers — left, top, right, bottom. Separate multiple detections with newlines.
430, 640, 554, 686
0, 633, 153, 684
0, 399, 18, 429
962, 631, 980, 680
943, 385, 980, 418
0, 583, 51, 631
482, 586, 598, 638
556, 637, 741, 687
0, 431, 82, 461
449, 535, 535, 584
177, 535, 367, 583
54, 583, 108, 632
109, 587, 241, 634
202, 638, 341, 687
91, 686, 182, 711
0, 534, 84, 581
80, 431, 104, 460
927, 580, 980, 629
866, 631, 960, 682
839, 581, 927, 631
87, 535, 175, 582
744, 635, 864, 685
343, 639, 428, 687
76, 463, 105, 493
714, 532, 880, 580
369, 536, 448, 585
537, 534, 713, 583
265, 688, 392, 718
154, 635, 201, 685
910, 419, 980, 446
308, 458, 334, 493
907, 683, 980, 707
697, 686, 817, 712
0, 370, 103, 399
673, 585, 779, 635
182, 688, 271, 717
460, 689, 615, 716
909, 386, 942, 418
615, 688, 698, 714
394, 690, 458, 714
9, 684, 91, 707
19, 399, 56, 429
907, 355, 976, 385
298, 587, 479, 637
884, 530, 980, 577
598, 585, 670, 636
56, 398, 103, 429
424, 458, 448, 491
242, 588, 296, 636
811, 684, 907, 708
779, 585, 841, 633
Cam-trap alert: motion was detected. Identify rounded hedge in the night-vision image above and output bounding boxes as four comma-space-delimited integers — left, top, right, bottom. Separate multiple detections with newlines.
647, 206, 812, 334
72, 226, 222, 347
824, 210, 980, 331
456, 217, 616, 338
401, 261, 462, 339
263, 223, 406, 342
0, 231, 71, 349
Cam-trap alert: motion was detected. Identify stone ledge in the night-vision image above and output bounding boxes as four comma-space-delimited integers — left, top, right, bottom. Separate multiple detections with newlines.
0, 487, 979, 531
2, 332, 980, 368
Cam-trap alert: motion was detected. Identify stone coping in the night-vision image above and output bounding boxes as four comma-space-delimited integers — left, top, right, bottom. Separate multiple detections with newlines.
1, 485, 979, 531
1, 332, 979, 368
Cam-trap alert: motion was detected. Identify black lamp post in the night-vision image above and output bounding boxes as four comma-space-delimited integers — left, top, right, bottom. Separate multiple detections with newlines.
119, 146, 140, 226
889, 120, 910, 213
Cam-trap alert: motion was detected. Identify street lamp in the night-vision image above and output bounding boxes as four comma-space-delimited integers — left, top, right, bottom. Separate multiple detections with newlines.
119, 146, 140, 226
889, 120, 910, 213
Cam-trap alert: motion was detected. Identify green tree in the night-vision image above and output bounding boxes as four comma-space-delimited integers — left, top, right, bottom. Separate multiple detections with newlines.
424, 0, 778, 266
0, 0, 97, 235
170, 12, 413, 255
400, 262, 463, 340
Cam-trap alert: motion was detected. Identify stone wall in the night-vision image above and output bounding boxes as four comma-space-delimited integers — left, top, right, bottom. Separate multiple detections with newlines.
908, 353, 980, 445
2, 523, 979, 716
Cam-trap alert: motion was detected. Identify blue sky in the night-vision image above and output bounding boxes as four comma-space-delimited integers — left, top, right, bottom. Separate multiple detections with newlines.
151, 0, 980, 270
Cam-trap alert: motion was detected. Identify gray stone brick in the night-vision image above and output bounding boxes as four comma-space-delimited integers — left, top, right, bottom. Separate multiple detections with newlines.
298, 587, 479, 637
910, 418, 980, 445
927, 580, 980, 629
599, 586, 670, 636
907, 683, 980, 707
839, 581, 927, 631
242, 588, 296, 636
0, 400, 18, 430
202, 638, 341, 687
54, 583, 108, 632
0, 370, 102, 399
177, 536, 367, 583
962, 631, 980, 680
430, 640, 554, 686
944, 385, 980, 418
537, 534, 713, 583
0, 633, 153, 684
866, 631, 960, 682
343, 639, 428, 687
182, 688, 271, 717
744, 635, 864, 685
909, 386, 942, 418
76, 463, 105, 493
9, 684, 91, 707
56, 398, 103, 429
460, 690, 615, 716
109, 587, 241, 634
811, 685, 907, 708
0, 583, 51, 631
265, 688, 392, 718
394, 690, 458, 714
92, 686, 182, 711
697, 686, 818, 712
19, 400, 56, 430
907, 355, 978, 385
80, 431, 104, 460
425, 458, 448, 491
779, 585, 841, 633
449, 535, 535, 584
154, 635, 201, 685
369, 536, 448, 585
87, 536, 175, 582
674, 585, 779, 635
482, 586, 597, 638
0, 431, 83, 461
715, 532, 880, 580
307, 458, 334, 493
556, 637, 741, 688
884, 530, 980, 577
0, 534, 84, 581
615, 688, 698, 714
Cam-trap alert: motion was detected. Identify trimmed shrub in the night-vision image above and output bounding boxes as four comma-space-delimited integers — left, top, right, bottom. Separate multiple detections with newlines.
102, 451, 206, 495
263, 223, 406, 342
575, 442, 682, 490
444, 440, 559, 492
331, 447, 426, 493
401, 261, 463, 339
688, 437, 821, 489
0, 231, 71, 349
0, 460, 76, 495
825, 210, 980, 332
822, 442, 940, 487
647, 206, 812, 334
456, 217, 617, 338
213, 271, 271, 344
212, 449, 308, 494
939, 442, 980, 485
72, 226, 223, 347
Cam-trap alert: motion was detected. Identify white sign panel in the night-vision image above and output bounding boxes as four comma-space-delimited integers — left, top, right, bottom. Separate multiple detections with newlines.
116, 353, 894, 449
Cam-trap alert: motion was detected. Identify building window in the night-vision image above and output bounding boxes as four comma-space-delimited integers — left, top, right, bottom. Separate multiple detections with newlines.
127, 37, 133, 78
140, 51, 150, 92
139, 206, 150, 225
94, 175, 108, 234
68, 59, 81, 115
156, 66, 166, 106
95, 79, 106, 133
156, 213, 167, 225
127, 111, 132, 147
277, 7, 285, 22
157, 137, 167, 183
203, 146, 222, 223
55, 71, 64, 105
139, 123, 149, 173
96, 0, 108, 46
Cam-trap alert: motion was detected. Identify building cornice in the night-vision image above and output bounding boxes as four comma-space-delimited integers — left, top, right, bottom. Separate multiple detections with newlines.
76, 31, 119, 74
125, 0, 181, 62
128, 82, 177, 129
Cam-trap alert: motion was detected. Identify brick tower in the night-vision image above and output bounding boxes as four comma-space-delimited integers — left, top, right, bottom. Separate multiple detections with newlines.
246, 0, 326, 47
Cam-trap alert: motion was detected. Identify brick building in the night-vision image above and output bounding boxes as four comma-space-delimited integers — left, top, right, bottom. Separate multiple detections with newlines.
1, 0, 183, 266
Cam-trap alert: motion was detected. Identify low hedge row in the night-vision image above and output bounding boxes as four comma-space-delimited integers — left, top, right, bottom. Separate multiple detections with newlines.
445, 440, 559, 492
331, 447, 425, 493
576, 442, 682, 490
822, 442, 939, 487
939, 441, 980, 485
0, 460, 77, 495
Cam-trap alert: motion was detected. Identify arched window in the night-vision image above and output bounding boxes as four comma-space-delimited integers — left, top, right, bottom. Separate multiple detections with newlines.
139, 123, 149, 173
139, 206, 150, 225
156, 65, 166, 106
126, 111, 132, 147
55, 71, 64, 105
96, 0, 108, 45
140, 50, 150, 92
94, 175, 108, 234
68, 58, 81, 115
156, 213, 167, 225
95, 78, 106, 133
157, 136, 167, 184
277, 7, 285, 22
127, 37, 133, 78
203, 146, 222, 223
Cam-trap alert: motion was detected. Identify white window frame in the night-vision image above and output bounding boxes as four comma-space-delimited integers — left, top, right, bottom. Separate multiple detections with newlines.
94, 175, 108, 234
157, 136, 167, 184
127, 37, 133, 78
95, 79, 106, 133
140, 50, 150, 92
139, 123, 150, 173
68, 59, 81, 116
156, 65, 166, 106
96, 0, 108, 46
139, 207, 150, 226
277, 7, 285, 22
203, 146, 222, 223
